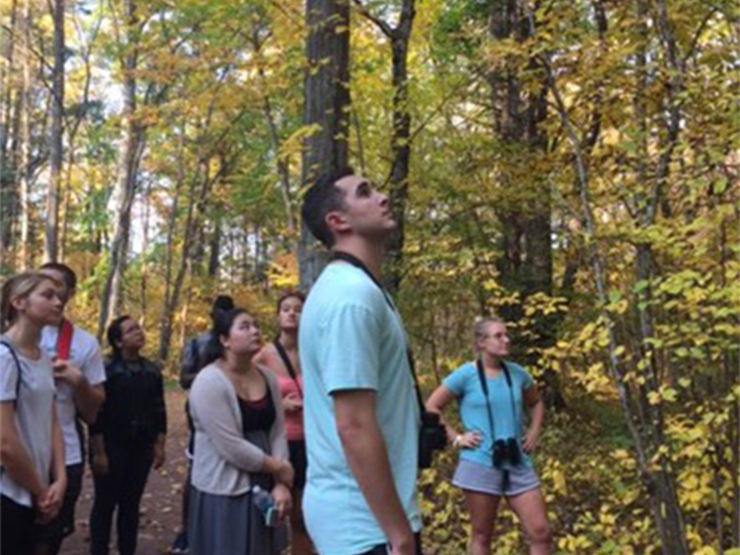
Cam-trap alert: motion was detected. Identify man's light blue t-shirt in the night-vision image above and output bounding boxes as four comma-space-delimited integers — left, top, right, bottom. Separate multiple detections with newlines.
299, 261, 421, 555
443, 361, 534, 469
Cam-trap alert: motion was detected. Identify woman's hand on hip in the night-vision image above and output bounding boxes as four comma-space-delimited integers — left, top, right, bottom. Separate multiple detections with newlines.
522, 427, 540, 453
454, 431, 481, 449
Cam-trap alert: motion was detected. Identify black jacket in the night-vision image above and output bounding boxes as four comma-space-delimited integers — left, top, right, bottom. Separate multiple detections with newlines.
90, 356, 167, 445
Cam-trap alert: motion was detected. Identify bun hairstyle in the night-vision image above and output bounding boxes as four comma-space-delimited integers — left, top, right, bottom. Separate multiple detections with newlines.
205, 307, 248, 364
473, 316, 505, 353
276, 290, 306, 313
210, 295, 235, 322
0, 272, 58, 332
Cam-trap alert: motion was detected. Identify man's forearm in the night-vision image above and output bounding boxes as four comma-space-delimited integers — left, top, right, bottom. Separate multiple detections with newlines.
339, 419, 414, 546
74, 381, 104, 424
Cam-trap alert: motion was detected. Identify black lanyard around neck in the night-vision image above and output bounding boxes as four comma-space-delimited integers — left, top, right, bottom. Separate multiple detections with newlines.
273, 339, 302, 397
329, 251, 426, 412
475, 358, 519, 441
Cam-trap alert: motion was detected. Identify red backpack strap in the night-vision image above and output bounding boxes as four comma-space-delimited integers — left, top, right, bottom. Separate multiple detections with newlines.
56, 319, 74, 360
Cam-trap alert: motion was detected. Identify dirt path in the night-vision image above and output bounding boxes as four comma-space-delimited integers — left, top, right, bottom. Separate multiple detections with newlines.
60, 389, 189, 555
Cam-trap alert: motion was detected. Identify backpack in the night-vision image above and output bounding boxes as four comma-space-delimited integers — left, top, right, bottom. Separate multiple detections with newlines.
0, 340, 22, 404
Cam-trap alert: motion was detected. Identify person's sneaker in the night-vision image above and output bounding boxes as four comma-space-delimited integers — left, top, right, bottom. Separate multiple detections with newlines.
169, 532, 189, 554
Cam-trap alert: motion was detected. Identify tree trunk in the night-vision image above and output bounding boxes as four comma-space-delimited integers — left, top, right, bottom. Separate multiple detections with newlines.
207, 215, 221, 278
157, 156, 224, 366
97, 0, 142, 340
544, 49, 690, 555
139, 180, 151, 324
157, 162, 201, 367
0, 0, 19, 270
354, 0, 416, 294
299, 0, 351, 289
249, 26, 296, 244
488, 0, 560, 406
18, 0, 32, 270
44, 0, 64, 263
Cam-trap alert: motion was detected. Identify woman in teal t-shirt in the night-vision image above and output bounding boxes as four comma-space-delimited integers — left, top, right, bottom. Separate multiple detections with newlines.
426, 317, 551, 555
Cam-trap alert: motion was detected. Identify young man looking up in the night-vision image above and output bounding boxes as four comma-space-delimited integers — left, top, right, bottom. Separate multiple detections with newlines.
299, 168, 422, 555
37, 263, 106, 555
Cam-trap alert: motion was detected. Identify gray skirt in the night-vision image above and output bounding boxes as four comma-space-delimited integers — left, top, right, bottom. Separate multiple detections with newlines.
188, 486, 288, 555
189, 425, 288, 555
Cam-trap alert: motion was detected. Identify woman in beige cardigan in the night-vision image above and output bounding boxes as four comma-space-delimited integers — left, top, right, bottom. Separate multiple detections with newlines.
188, 308, 294, 555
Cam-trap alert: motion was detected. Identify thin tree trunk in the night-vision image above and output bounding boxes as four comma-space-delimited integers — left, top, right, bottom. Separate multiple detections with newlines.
353, 0, 416, 294
97, 0, 142, 340
207, 215, 221, 278
139, 180, 151, 324
249, 26, 296, 243
18, 0, 32, 270
157, 164, 201, 366
543, 49, 690, 555
60, 10, 99, 262
299, 0, 351, 288
44, 0, 64, 262
58, 141, 73, 261
0, 0, 19, 270
157, 155, 226, 366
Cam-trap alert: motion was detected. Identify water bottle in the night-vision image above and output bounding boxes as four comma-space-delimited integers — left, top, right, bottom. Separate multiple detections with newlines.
252, 485, 278, 526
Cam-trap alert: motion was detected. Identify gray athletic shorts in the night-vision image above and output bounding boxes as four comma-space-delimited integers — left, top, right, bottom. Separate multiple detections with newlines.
452, 459, 540, 497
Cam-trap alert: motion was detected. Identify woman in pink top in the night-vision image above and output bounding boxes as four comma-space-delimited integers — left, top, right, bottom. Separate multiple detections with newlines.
254, 291, 311, 555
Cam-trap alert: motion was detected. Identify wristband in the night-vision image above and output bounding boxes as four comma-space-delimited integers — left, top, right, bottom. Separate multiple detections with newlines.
453, 435, 462, 448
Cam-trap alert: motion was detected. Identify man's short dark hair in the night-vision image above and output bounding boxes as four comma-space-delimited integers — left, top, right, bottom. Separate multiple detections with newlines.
301, 167, 354, 248
210, 295, 235, 321
39, 262, 77, 291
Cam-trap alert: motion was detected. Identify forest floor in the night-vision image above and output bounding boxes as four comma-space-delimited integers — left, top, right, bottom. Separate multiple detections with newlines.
60, 389, 189, 555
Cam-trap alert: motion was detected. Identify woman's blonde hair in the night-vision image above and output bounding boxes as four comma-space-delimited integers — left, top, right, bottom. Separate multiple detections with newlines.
472, 316, 506, 352
0, 272, 57, 332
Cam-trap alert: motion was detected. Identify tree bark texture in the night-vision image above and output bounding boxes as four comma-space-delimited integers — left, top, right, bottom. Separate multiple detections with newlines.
298, 0, 351, 289
0, 0, 19, 270
18, 0, 32, 269
488, 0, 559, 405
488, 0, 552, 306
97, 0, 143, 340
44, 0, 65, 263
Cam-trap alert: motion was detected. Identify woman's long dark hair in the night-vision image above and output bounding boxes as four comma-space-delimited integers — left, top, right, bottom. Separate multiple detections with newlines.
107, 315, 133, 360
204, 308, 248, 365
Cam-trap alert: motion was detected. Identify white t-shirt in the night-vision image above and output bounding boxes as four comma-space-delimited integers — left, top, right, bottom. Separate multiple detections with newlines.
0, 341, 56, 507
41, 324, 106, 465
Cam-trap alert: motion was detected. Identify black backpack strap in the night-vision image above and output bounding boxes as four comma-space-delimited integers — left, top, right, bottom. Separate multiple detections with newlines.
476, 358, 496, 440
0, 340, 22, 404
273, 340, 302, 397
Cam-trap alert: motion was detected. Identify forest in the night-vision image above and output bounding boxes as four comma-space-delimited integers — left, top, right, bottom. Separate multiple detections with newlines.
0, 0, 738, 553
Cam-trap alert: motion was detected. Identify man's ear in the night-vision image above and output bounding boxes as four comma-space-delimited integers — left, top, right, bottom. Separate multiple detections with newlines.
325, 211, 350, 235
